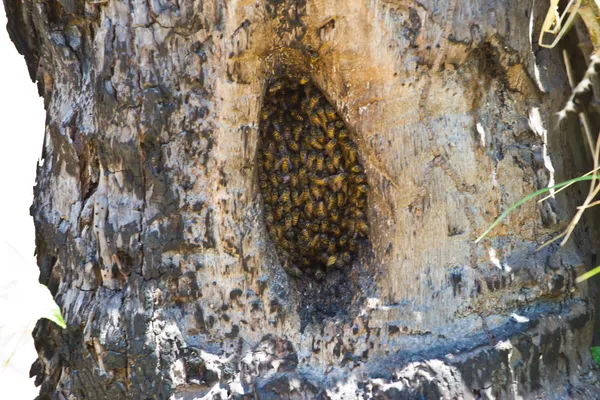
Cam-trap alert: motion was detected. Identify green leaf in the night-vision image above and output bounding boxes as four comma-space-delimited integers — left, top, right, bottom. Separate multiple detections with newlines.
45, 307, 66, 329
475, 175, 600, 243
37, 284, 66, 329
591, 347, 600, 365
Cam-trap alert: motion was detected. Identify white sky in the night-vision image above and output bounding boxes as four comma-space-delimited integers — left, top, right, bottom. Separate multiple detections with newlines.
0, 6, 47, 397
0, 5, 46, 264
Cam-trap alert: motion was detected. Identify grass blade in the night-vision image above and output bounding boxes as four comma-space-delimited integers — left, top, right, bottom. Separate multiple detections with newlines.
475, 175, 600, 243
576, 265, 600, 283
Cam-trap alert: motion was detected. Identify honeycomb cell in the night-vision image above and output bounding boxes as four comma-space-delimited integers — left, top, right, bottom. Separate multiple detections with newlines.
258, 77, 369, 277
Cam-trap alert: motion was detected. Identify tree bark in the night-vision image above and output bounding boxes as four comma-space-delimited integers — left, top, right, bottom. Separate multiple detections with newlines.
4, 0, 600, 398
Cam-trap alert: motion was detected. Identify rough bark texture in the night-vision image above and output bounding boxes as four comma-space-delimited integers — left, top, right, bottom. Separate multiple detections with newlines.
4, 0, 600, 398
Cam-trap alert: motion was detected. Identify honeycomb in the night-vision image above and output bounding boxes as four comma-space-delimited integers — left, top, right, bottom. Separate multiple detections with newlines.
258, 77, 369, 277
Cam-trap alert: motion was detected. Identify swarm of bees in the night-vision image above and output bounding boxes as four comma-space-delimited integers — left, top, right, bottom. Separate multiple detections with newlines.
258, 77, 369, 277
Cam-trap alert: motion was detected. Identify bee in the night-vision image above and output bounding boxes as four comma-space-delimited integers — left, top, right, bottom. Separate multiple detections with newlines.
290, 174, 298, 188
275, 205, 284, 220
316, 201, 327, 218
300, 149, 308, 164
260, 109, 271, 121
350, 164, 362, 174
332, 150, 342, 169
260, 178, 268, 191
310, 235, 320, 249
350, 208, 366, 219
341, 252, 352, 264
279, 238, 292, 250
330, 224, 341, 237
298, 167, 308, 184
291, 189, 300, 206
349, 237, 359, 252
304, 201, 314, 217
306, 152, 316, 169
346, 218, 356, 234
269, 173, 278, 186
263, 144, 276, 160
308, 138, 323, 150
289, 92, 299, 105
323, 106, 336, 121
299, 257, 311, 266
346, 145, 358, 164
283, 125, 292, 141
308, 95, 320, 110
268, 225, 277, 239
292, 210, 300, 226
320, 219, 328, 233
265, 210, 274, 225
313, 128, 326, 144
288, 141, 299, 152
356, 219, 368, 235
284, 215, 292, 231
338, 129, 348, 141
327, 238, 337, 254
293, 155, 303, 170
274, 109, 285, 123
356, 183, 369, 193
339, 235, 349, 247
326, 123, 336, 140
282, 201, 292, 212
270, 190, 279, 205
299, 75, 310, 85
272, 130, 284, 143
268, 81, 283, 94
309, 112, 321, 126
300, 228, 311, 242
329, 173, 346, 189
326, 254, 337, 268
354, 198, 367, 208
307, 221, 319, 233
290, 110, 304, 121
353, 173, 366, 184
299, 188, 310, 203
326, 159, 337, 174
319, 234, 330, 249
293, 125, 303, 141
311, 185, 322, 200
311, 176, 328, 186
316, 154, 325, 171
300, 98, 309, 113
325, 139, 337, 154
262, 157, 273, 171
280, 157, 291, 173
279, 188, 290, 203
317, 109, 327, 128
327, 194, 337, 211
278, 143, 288, 155
340, 217, 349, 230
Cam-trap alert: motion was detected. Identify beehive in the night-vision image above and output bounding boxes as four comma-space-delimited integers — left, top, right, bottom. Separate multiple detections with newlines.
258, 77, 369, 278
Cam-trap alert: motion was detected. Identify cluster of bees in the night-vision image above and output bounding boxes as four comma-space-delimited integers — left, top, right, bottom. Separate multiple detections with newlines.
258, 77, 369, 277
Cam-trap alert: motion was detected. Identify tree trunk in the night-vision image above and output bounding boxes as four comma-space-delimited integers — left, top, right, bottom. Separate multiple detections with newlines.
4, 0, 600, 398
